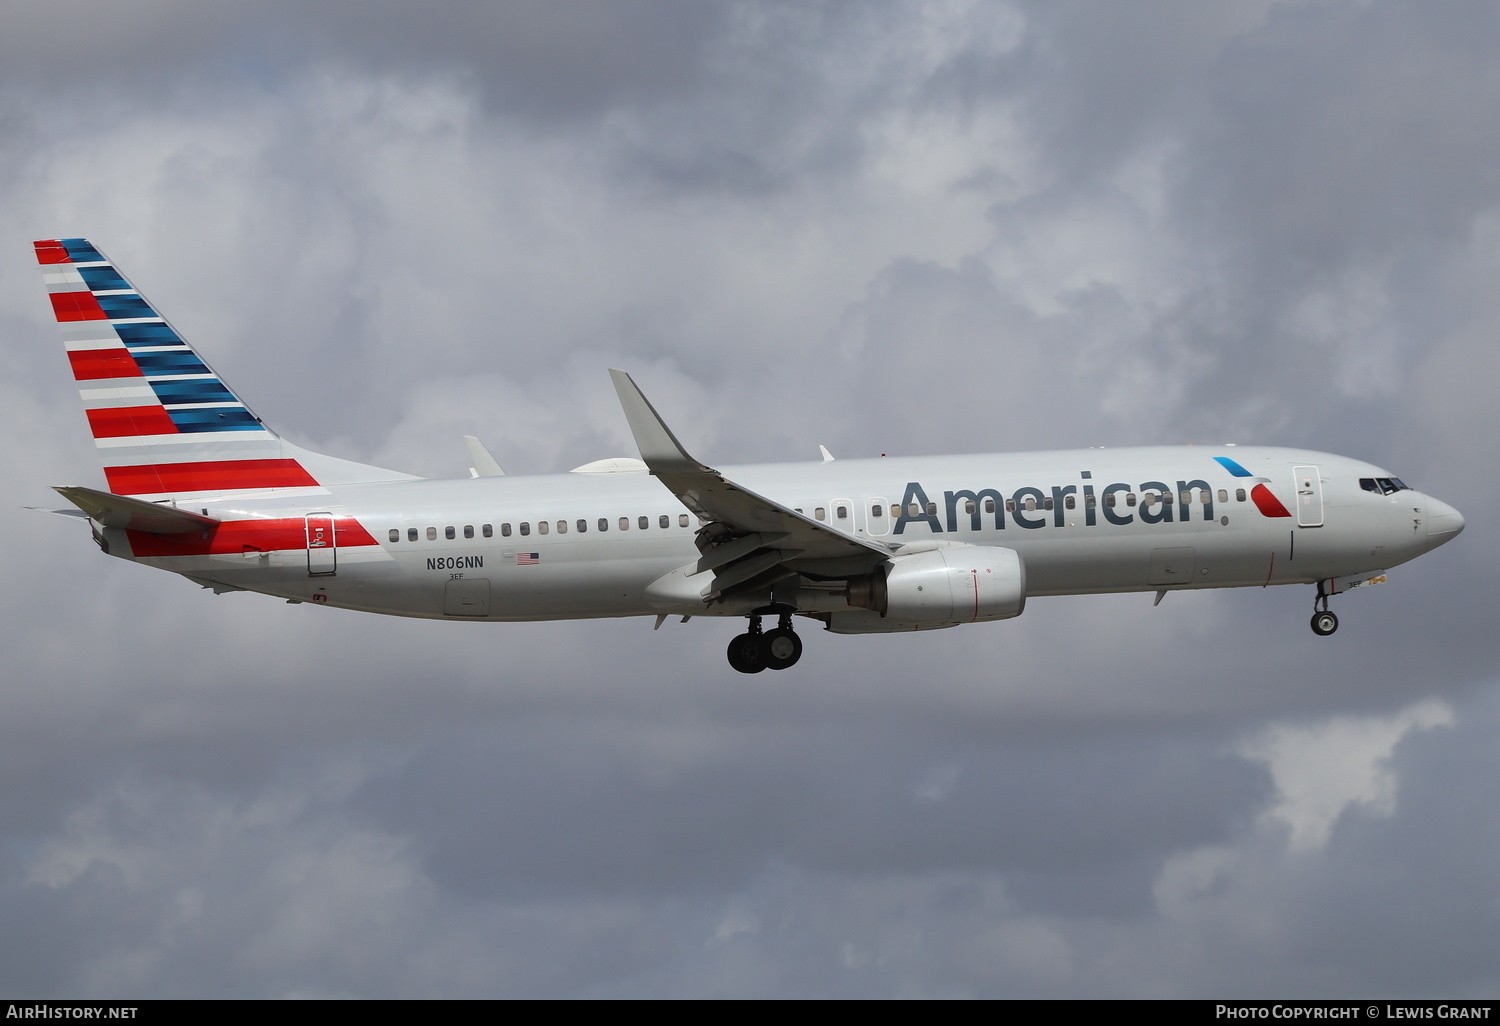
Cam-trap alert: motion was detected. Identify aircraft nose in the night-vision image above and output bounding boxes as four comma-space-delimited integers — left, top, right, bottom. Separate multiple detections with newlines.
1426, 496, 1464, 546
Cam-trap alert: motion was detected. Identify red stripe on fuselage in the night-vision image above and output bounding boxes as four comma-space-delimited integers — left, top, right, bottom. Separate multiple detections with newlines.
126, 516, 379, 557
104, 459, 320, 496
68, 348, 142, 380
35, 240, 71, 264
50, 291, 107, 321
86, 405, 179, 438
1251, 483, 1292, 518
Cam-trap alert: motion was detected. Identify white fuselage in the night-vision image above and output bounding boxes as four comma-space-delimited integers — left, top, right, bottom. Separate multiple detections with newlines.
103, 445, 1460, 625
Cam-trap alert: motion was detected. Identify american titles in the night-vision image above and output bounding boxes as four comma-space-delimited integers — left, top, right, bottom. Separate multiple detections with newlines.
892, 473, 1224, 535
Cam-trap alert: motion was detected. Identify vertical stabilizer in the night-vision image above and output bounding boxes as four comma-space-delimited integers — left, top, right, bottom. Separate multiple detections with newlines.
36, 238, 418, 501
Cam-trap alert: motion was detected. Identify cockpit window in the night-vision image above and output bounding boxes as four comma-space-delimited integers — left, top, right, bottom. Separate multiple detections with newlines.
1360, 477, 1410, 496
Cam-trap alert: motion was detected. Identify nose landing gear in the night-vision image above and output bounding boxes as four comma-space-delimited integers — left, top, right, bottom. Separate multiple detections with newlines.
1310, 585, 1339, 636
727, 610, 804, 673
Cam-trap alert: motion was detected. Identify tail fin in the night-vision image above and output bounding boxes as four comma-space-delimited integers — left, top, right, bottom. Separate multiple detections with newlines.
36, 238, 418, 501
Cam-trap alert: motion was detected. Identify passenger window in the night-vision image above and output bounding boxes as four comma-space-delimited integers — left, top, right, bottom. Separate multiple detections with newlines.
620, 517, 629, 530
1104, 494, 1116, 508
599, 518, 609, 532
1043, 497, 1053, 511
926, 502, 937, 516
836, 506, 848, 520
556, 521, 566, 534
501, 523, 511, 537
816, 508, 826, 521
577, 519, 587, 533
1236, 488, 1246, 502
408, 528, 418, 542
445, 526, 456, 540
871, 504, 883, 518
483, 524, 493, 538
907, 503, 919, 517
1024, 498, 1036, 512
520, 523, 530, 536
1084, 494, 1095, 508
1065, 495, 1075, 510
1218, 489, 1228, 504
891, 505, 901, 518
388, 529, 399, 543
1126, 493, 1137, 507
679, 514, 689, 527
538, 521, 549, 535
426, 527, 437, 541
984, 498, 996, 514
1005, 499, 1016, 513
638, 516, 648, 530
1180, 491, 1191, 505
965, 500, 976, 515
659, 515, 669, 528
464, 525, 474, 539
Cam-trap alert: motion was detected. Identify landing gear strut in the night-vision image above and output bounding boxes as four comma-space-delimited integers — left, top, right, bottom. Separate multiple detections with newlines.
1310, 585, 1339, 637
727, 611, 804, 673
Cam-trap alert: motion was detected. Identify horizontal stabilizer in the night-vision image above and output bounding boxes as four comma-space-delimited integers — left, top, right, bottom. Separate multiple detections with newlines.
28, 505, 89, 520
53, 485, 219, 534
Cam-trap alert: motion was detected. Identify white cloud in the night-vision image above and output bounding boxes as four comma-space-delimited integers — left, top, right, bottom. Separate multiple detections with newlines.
1240, 698, 1455, 852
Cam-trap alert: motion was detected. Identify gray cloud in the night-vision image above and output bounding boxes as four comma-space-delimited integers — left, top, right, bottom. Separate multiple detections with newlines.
1, 0, 1496, 998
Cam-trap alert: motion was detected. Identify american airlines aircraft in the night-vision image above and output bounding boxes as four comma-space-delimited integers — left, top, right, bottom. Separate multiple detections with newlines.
36, 238, 1464, 672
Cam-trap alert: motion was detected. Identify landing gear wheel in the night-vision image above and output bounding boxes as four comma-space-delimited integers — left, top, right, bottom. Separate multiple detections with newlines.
1311, 610, 1339, 636
760, 627, 803, 670
727, 633, 767, 674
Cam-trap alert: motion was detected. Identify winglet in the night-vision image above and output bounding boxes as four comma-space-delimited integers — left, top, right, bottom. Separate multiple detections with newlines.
608, 370, 708, 475
463, 435, 505, 477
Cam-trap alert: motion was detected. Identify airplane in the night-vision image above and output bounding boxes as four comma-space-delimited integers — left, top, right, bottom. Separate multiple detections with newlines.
34, 237, 1465, 673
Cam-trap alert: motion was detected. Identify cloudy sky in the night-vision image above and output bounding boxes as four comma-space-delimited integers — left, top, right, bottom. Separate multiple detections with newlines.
2, 0, 1497, 998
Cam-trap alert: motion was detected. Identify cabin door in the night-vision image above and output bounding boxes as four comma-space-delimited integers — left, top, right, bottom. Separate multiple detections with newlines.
306, 513, 337, 576
1293, 466, 1324, 527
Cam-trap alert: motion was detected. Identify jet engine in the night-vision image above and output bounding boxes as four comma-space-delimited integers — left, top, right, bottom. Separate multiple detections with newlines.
846, 544, 1025, 624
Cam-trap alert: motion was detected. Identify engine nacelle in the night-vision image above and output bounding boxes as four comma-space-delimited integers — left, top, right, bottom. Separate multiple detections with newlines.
847, 545, 1026, 624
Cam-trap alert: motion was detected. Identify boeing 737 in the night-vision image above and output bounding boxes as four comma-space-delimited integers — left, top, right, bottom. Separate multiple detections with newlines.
35, 238, 1464, 672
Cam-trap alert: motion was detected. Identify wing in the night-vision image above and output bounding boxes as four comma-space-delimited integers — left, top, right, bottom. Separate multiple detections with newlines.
609, 370, 890, 603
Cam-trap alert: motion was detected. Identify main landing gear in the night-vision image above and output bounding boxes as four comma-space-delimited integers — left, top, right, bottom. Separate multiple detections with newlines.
1310, 585, 1339, 637
727, 610, 804, 673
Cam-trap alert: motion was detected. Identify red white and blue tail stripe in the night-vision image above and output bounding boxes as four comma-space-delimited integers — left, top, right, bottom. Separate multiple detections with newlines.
37, 238, 416, 500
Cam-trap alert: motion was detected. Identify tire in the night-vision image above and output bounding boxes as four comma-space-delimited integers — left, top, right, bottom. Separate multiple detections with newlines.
1311, 610, 1339, 636
761, 627, 803, 670
727, 632, 767, 673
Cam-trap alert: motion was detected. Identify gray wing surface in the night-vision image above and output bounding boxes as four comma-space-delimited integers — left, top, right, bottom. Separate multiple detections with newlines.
609, 369, 890, 602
